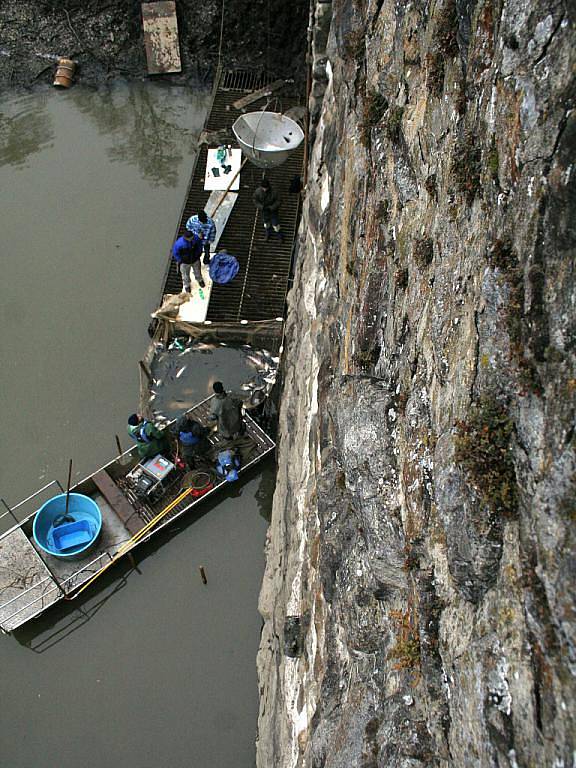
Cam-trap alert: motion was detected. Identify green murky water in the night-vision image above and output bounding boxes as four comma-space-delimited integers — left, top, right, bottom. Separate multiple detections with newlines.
0, 82, 272, 768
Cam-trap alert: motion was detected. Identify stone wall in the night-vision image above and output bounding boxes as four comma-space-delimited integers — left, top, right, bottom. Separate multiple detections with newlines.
257, 0, 575, 766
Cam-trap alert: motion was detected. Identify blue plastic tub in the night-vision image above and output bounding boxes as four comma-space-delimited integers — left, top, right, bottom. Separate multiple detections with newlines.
33, 493, 102, 559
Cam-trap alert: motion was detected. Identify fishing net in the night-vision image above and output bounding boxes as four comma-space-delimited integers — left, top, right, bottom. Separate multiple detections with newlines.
151, 293, 282, 351
181, 470, 214, 491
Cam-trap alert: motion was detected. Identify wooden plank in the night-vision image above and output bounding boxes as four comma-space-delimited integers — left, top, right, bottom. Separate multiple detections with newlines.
232, 80, 287, 111
176, 190, 239, 320
92, 470, 144, 536
142, 1, 182, 75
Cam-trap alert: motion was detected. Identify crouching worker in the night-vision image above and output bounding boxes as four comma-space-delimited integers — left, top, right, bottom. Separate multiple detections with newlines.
215, 449, 241, 482
175, 415, 210, 468
127, 414, 168, 459
208, 381, 245, 439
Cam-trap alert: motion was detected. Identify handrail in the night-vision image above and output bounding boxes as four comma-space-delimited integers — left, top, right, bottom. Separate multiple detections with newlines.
0, 479, 64, 524
1, 582, 63, 630
0, 573, 55, 610
0, 550, 114, 628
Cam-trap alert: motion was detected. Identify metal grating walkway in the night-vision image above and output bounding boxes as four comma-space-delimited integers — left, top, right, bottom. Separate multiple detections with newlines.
162, 71, 305, 322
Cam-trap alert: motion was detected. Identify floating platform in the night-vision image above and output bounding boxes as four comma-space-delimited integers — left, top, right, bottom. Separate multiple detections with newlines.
0, 397, 274, 633
159, 71, 305, 334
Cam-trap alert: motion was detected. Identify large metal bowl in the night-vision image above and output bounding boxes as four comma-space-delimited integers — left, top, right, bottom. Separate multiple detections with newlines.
232, 111, 304, 169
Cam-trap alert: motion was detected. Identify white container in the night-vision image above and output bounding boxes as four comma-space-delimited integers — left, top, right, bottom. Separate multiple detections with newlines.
232, 111, 304, 169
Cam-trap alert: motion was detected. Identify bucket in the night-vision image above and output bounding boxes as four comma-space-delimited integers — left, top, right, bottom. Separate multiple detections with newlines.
53, 58, 76, 88
33, 493, 102, 559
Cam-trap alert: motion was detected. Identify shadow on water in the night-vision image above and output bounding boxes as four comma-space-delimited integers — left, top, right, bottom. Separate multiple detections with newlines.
0, 92, 54, 167
0, 82, 209, 186
73, 82, 205, 187
15, 456, 275, 654
14, 564, 135, 654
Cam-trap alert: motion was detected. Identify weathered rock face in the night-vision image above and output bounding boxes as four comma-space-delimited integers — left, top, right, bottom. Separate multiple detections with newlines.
257, 1, 575, 766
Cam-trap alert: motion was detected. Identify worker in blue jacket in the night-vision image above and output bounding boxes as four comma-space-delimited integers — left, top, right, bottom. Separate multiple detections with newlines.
174, 415, 210, 468
215, 449, 241, 482
172, 230, 205, 292
185, 210, 216, 265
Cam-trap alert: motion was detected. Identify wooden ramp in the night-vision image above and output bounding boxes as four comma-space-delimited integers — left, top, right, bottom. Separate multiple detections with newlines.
142, 1, 182, 74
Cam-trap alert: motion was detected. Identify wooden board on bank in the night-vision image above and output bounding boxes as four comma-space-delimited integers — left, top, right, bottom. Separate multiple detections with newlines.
142, 1, 182, 74
231, 79, 286, 111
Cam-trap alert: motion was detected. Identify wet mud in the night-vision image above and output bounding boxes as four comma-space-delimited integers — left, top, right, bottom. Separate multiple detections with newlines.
0, 0, 308, 92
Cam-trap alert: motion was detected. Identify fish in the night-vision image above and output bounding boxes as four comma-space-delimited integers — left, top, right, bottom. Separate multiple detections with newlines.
175, 366, 187, 379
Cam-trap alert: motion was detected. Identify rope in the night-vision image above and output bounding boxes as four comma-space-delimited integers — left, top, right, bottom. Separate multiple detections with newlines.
67, 485, 196, 599
217, 0, 226, 73
266, 0, 271, 76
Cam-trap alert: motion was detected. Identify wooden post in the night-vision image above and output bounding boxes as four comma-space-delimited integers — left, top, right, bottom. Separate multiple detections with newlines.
115, 434, 123, 456
208, 158, 248, 218
127, 551, 142, 574
64, 459, 73, 519
199, 566, 207, 585
138, 360, 153, 384
1, 498, 19, 526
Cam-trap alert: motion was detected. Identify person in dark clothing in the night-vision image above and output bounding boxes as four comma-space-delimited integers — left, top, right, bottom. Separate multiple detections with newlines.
127, 413, 168, 459
185, 210, 216, 264
174, 415, 211, 468
172, 230, 205, 292
252, 177, 283, 241
208, 381, 245, 439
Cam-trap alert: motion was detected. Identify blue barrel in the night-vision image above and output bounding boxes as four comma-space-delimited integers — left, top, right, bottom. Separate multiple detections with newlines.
33, 493, 102, 559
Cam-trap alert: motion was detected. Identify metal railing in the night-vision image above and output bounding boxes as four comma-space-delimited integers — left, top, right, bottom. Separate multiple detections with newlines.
0, 479, 64, 528
0, 550, 114, 631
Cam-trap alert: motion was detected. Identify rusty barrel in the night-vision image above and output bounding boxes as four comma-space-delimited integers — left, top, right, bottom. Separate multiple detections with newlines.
53, 58, 76, 88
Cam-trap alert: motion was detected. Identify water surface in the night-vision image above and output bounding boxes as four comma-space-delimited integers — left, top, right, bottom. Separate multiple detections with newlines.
0, 83, 273, 768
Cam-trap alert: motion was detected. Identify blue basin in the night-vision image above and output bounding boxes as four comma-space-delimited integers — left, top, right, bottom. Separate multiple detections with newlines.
33, 493, 102, 559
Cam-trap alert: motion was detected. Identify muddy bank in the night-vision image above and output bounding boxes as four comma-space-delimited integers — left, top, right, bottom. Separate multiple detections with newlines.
0, 0, 308, 91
